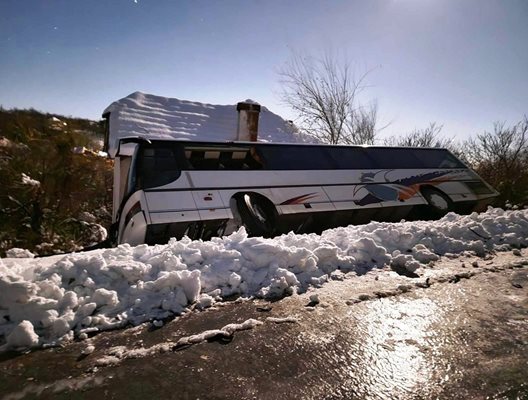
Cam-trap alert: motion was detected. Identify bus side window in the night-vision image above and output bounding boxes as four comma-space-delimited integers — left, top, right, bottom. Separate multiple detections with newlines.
137, 145, 182, 189
366, 148, 424, 169
247, 147, 263, 169
329, 148, 374, 169
438, 152, 465, 168
415, 149, 465, 169
219, 151, 245, 169
187, 150, 205, 169
256, 145, 334, 170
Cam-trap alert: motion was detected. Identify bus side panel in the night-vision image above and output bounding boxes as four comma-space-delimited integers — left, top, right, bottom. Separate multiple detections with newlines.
118, 190, 148, 244
145, 191, 197, 213
121, 211, 147, 246
188, 170, 283, 189
145, 190, 231, 222
270, 187, 335, 215
192, 190, 232, 220
113, 156, 132, 223
218, 188, 275, 210
149, 211, 201, 224
433, 181, 475, 203
321, 185, 401, 210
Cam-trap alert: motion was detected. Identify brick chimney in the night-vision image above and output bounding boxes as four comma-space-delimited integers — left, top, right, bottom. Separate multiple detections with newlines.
236, 101, 261, 141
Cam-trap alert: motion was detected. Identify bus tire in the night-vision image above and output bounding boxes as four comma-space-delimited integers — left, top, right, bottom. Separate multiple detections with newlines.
421, 187, 453, 216
236, 193, 277, 237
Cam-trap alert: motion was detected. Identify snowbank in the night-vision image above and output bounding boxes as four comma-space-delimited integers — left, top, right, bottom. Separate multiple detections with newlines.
5, 248, 35, 259
103, 92, 317, 157
1, 208, 527, 352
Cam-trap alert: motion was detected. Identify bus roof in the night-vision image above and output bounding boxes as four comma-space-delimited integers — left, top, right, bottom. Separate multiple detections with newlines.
119, 136, 455, 152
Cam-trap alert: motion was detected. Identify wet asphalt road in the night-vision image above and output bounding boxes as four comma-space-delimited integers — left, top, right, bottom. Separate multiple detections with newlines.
1, 252, 527, 400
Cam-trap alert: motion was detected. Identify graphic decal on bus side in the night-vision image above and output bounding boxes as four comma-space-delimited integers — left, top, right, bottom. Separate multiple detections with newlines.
354, 170, 459, 206
280, 193, 319, 205
279, 170, 463, 207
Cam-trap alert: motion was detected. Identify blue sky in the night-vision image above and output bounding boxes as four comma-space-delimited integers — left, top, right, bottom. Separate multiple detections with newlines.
1, 0, 527, 140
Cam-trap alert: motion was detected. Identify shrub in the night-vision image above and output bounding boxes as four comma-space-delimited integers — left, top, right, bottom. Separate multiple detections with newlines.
0, 109, 112, 256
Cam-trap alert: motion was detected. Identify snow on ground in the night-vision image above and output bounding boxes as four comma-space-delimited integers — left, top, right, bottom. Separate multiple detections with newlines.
104, 92, 317, 157
5, 248, 35, 259
20, 173, 40, 187
1, 207, 527, 352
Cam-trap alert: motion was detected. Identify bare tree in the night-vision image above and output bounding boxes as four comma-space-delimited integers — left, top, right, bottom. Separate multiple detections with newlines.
464, 118, 528, 169
462, 117, 528, 205
383, 123, 455, 149
278, 52, 381, 145
342, 101, 380, 145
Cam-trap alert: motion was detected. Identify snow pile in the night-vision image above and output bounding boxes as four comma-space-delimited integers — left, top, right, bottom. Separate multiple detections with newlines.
21, 173, 40, 187
5, 248, 35, 259
5, 320, 39, 348
1, 208, 527, 352
0, 136, 29, 152
48, 116, 67, 130
103, 91, 317, 157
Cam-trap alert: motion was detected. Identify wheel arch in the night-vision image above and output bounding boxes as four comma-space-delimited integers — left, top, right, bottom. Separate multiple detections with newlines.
419, 184, 454, 215
231, 191, 278, 237
230, 191, 277, 214
419, 184, 451, 201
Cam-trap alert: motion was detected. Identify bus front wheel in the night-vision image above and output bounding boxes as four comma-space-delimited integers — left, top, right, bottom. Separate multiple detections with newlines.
236, 194, 277, 237
421, 187, 453, 216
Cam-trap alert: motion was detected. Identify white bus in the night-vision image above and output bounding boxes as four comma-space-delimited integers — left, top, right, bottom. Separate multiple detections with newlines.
111, 138, 498, 245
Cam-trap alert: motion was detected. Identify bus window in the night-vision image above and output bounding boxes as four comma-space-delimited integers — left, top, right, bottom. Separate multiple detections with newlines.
136, 144, 182, 189
187, 150, 221, 170
218, 149, 262, 170
257, 145, 335, 170
365, 148, 425, 169
184, 146, 263, 170
327, 147, 375, 169
414, 149, 465, 168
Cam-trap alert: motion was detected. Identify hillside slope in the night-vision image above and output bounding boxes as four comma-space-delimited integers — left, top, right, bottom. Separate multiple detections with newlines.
0, 108, 112, 256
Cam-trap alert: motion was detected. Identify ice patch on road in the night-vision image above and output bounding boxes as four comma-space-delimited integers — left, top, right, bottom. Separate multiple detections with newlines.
1, 208, 527, 352
266, 316, 299, 324
93, 318, 263, 367
175, 318, 262, 348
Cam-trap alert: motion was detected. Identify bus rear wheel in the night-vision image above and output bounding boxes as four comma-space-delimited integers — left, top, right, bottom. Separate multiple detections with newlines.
236, 194, 277, 237
421, 187, 453, 216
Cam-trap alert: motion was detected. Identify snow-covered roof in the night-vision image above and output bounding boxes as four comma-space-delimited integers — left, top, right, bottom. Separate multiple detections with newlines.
103, 92, 315, 157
